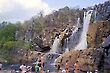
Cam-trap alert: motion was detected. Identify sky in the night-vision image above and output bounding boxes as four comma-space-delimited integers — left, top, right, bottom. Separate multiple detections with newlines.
0, 0, 108, 23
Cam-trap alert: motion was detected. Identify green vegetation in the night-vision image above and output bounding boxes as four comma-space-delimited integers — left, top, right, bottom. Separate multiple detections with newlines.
0, 23, 16, 62
0, 23, 16, 42
0, 22, 32, 63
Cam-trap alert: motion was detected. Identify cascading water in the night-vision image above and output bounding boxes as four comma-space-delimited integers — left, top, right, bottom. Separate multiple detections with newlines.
75, 10, 93, 50
64, 18, 81, 51
65, 37, 69, 52
49, 17, 82, 53
50, 37, 61, 53
94, 10, 97, 23
44, 35, 61, 72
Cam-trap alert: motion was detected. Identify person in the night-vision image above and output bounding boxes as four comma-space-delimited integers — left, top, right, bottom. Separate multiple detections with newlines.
60, 30, 65, 47
32, 64, 35, 72
0, 62, 2, 70
60, 30, 65, 41
37, 59, 44, 73
98, 52, 105, 72
46, 70, 50, 73
35, 64, 39, 73
62, 69, 66, 73
39, 66, 43, 73
56, 62, 60, 73
27, 65, 32, 73
95, 70, 98, 73
38, 60, 41, 68
102, 36, 110, 56
20, 64, 27, 73
38, 53, 41, 60
23, 64, 27, 73
41, 55, 44, 68
103, 44, 110, 56
20, 64, 24, 72
65, 60, 69, 73
74, 61, 79, 73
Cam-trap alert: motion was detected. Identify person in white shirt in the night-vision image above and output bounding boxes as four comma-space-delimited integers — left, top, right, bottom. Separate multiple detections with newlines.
20, 64, 27, 73
0, 62, 2, 70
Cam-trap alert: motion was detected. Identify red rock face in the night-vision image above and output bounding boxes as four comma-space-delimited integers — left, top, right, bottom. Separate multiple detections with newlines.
87, 21, 110, 48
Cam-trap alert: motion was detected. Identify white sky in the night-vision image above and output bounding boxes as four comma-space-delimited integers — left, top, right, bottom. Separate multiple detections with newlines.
0, 0, 52, 23
0, 0, 108, 23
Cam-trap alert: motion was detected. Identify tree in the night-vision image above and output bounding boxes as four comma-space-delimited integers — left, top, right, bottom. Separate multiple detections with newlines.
0, 23, 16, 62
0, 23, 16, 43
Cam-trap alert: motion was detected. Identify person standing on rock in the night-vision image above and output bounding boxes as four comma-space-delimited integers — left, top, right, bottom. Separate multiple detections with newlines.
74, 61, 79, 73
46, 70, 50, 73
41, 54, 44, 68
56, 62, 61, 73
37, 59, 43, 73
0, 62, 2, 70
20, 64, 27, 73
102, 36, 110, 56
103, 44, 110, 56
35, 63, 39, 73
65, 60, 69, 73
40, 55, 45, 73
39, 66, 43, 73
60, 30, 65, 47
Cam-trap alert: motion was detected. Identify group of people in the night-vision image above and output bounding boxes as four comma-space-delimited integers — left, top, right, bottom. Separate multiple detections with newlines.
16, 35, 110, 73
56, 60, 79, 73
19, 53, 45, 73
34, 53, 45, 73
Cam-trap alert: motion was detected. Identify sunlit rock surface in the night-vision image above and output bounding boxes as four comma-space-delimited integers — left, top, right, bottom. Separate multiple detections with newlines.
87, 21, 110, 48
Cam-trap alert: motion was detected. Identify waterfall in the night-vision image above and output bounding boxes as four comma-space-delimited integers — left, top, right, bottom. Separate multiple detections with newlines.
51, 28, 68, 53
94, 10, 97, 23
15, 30, 19, 40
75, 10, 93, 50
50, 37, 61, 53
65, 37, 69, 52
70, 18, 80, 38
44, 10, 93, 72
64, 18, 81, 51
44, 36, 61, 72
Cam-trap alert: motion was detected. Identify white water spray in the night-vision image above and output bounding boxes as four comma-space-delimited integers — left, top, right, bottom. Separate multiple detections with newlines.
51, 37, 61, 53
65, 18, 80, 51
71, 18, 80, 35
65, 37, 69, 52
75, 10, 93, 50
